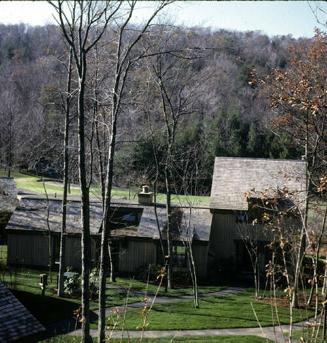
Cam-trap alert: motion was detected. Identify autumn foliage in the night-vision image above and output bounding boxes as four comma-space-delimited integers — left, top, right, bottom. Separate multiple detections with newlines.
263, 31, 327, 188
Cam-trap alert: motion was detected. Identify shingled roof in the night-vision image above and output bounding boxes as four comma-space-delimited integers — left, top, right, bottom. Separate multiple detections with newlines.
6, 196, 212, 242
210, 157, 307, 210
0, 282, 44, 342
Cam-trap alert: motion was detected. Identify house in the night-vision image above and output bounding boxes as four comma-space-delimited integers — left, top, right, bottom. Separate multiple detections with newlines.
208, 157, 307, 275
0, 282, 44, 342
6, 193, 212, 279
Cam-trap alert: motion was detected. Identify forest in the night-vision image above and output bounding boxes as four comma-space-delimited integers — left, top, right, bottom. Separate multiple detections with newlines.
0, 21, 305, 194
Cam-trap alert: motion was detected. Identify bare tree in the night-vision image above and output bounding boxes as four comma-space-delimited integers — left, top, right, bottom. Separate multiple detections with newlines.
57, 47, 73, 297
149, 48, 201, 289
50, 1, 121, 340
97, 3, 172, 341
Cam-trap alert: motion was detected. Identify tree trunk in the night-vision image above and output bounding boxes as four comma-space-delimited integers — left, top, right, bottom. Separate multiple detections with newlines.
58, 48, 72, 297
7, 111, 13, 178
187, 241, 199, 308
98, 112, 117, 343
292, 160, 309, 308
78, 56, 91, 342
164, 159, 172, 290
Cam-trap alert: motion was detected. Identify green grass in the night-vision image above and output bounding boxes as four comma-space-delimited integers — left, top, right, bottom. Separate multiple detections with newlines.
0, 169, 210, 205
285, 326, 325, 342
114, 277, 224, 297
41, 335, 273, 342
0, 245, 7, 265
0, 266, 222, 327
90, 290, 313, 331
0, 267, 142, 324
0, 169, 80, 196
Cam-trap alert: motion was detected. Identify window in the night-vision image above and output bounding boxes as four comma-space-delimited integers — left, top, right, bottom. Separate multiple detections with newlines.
173, 245, 187, 267
109, 207, 143, 229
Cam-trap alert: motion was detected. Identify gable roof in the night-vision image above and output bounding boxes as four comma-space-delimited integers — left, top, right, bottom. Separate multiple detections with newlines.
6, 196, 212, 242
210, 157, 307, 211
0, 282, 44, 342
7, 197, 102, 235
0, 177, 17, 212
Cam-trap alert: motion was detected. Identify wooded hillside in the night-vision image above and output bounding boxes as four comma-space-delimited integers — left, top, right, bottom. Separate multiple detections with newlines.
0, 24, 305, 194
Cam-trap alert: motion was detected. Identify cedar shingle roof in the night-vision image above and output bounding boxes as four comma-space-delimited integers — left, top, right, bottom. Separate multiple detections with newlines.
0, 282, 44, 342
210, 157, 307, 210
6, 197, 212, 241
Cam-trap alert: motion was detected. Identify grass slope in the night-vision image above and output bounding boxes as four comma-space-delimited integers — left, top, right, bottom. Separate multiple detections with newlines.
1, 268, 142, 324
115, 277, 225, 297
41, 335, 273, 342
90, 290, 313, 331
0, 169, 210, 205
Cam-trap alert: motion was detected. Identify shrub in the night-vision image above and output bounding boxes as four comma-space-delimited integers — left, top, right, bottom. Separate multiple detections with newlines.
63, 273, 80, 296
89, 268, 99, 299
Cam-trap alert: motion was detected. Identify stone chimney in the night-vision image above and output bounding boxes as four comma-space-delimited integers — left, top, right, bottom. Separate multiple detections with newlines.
138, 185, 153, 205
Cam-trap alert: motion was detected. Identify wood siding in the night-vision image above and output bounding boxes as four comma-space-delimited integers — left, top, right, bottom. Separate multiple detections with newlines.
8, 232, 208, 278
8, 232, 97, 269
64, 236, 97, 270
192, 244, 208, 279
209, 213, 237, 265
118, 240, 157, 273
208, 212, 268, 271
8, 233, 49, 267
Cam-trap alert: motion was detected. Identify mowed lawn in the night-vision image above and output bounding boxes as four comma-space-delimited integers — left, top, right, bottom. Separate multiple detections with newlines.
41, 335, 273, 342
114, 277, 225, 297
0, 267, 142, 325
0, 169, 210, 205
90, 290, 313, 331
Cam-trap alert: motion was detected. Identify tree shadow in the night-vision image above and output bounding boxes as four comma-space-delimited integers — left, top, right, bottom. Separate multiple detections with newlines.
12, 289, 98, 339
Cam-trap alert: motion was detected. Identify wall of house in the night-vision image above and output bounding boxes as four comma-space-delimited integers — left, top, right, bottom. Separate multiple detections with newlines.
64, 236, 97, 270
209, 212, 237, 270
208, 211, 268, 273
118, 240, 157, 273
7, 232, 97, 270
8, 233, 49, 267
192, 244, 209, 279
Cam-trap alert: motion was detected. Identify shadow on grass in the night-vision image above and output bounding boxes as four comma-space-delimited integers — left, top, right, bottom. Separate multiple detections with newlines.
12, 290, 99, 340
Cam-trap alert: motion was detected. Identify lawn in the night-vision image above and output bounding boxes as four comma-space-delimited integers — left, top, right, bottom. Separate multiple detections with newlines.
1, 266, 223, 326
0, 267, 143, 325
114, 277, 225, 297
41, 335, 273, 342
285, 326, 326, 342
90, 290, 313, 331
0, 245, 7, 264
0, 169, 210, 205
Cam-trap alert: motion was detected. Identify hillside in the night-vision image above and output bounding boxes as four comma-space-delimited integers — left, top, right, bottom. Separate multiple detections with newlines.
0, 24, 304, 194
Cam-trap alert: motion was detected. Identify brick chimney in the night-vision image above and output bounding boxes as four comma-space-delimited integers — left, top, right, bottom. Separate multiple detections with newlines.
138, 185, 153, 205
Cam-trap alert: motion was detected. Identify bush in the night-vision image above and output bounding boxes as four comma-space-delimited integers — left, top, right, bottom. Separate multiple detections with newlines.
63, 273, 80, 296
63, 268, 99, 298
89, 268, 99, 299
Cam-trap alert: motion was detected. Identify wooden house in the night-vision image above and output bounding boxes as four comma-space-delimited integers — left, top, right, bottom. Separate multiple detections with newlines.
6, 195, 211, 279
0, 282, 44, 342
208, 157, 307, 275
